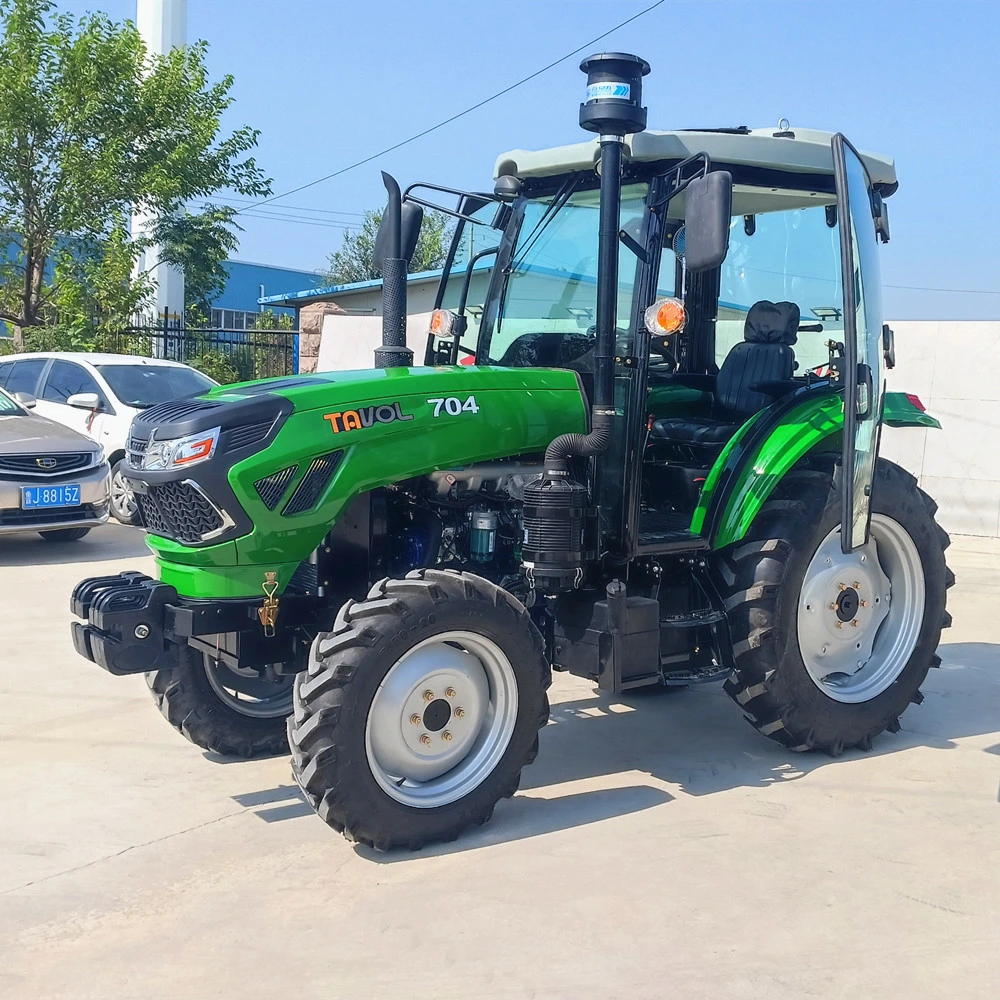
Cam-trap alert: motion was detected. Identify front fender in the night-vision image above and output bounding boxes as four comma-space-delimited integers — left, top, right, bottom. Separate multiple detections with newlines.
694, 390, 844, 550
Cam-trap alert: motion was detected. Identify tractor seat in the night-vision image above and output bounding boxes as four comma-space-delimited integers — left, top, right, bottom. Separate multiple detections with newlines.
650, 300, 800, 447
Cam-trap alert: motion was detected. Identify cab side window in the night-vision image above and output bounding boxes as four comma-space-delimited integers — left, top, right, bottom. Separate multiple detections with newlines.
717, 205, 844, 374
41, 360, 103, 404
3, 358, 46, 396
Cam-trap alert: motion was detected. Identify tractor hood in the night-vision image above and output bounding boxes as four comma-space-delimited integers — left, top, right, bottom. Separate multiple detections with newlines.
127, 365, 588, 599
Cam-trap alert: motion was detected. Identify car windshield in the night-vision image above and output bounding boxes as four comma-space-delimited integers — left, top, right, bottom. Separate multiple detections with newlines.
0, 388, 24, 414
95, 364, 214, 408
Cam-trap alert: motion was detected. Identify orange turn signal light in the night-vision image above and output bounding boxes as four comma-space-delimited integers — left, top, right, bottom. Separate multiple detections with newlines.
429, 308, 459, 339
644, 297, 686, 337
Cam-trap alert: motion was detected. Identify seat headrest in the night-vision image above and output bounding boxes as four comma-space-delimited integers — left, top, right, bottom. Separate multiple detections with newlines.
744, 300, 800, 345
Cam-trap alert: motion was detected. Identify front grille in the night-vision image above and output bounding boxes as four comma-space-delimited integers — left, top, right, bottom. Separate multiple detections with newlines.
127, 435, 148, 468
0, 503, 101, 526
254, 465, 297, 510
135, 481, 224, 543
0, 453, 92, 476
282, 452, 342, 517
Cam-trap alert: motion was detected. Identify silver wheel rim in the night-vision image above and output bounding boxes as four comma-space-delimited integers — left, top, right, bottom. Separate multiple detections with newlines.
110, 468, 137, 519
365, 631, 519, 809
203, 656, 294, 718
797, 513, 925, 703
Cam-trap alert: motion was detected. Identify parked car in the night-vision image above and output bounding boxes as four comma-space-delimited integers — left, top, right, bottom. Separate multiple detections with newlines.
0, 353, 216, 525
0, 385, 110, 541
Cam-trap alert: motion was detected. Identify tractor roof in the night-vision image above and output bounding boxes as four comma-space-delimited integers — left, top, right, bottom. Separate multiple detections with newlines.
494, 126, 897, 195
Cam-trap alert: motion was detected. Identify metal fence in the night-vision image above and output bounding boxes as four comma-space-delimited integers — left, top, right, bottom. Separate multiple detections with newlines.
99, 311, 298, 383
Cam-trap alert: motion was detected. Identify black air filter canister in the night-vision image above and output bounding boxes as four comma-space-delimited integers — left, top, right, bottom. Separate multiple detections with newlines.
521, 474, 588, 593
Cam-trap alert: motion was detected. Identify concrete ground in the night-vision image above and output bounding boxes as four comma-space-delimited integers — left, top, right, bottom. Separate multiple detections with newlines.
1, 523, 998, 1000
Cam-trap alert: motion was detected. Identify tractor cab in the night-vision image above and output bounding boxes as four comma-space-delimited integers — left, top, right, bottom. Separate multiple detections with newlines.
420, 123, 897, 561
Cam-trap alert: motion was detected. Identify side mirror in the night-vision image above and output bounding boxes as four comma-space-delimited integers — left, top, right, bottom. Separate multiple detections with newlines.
684, 171, 732, 273
14, 391, 36, 409
400, 201, 424, 265
67, 392, 100, 410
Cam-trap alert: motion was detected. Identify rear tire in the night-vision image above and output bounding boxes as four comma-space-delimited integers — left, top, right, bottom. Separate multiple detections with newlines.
714, 460, 953, 754
38, 527, 91, 541
289, 569, 550, 851
147, 646, 293, 759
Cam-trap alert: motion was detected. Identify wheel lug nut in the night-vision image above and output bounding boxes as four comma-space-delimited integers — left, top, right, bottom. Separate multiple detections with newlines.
860, 600, 868, 608
853, 581, 861, 589
445, 687, 457, 698
419, 734, 432, 745
828, 603, 837, 611
454, 708, 465, 719
441, 731, 453, 742
851, 619, 859, 627
838, 583, 847, 591
410, 714, 421, 725
422, 690, 434, 702
836, 622, 844, 629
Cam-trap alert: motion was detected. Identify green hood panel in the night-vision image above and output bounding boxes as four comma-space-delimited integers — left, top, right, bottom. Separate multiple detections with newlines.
149, 365, 587, 598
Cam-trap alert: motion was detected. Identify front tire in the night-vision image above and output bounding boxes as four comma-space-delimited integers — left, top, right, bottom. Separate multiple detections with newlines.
39, 527, 91, 541
714, 461, 953, 754
147, 647, 294, 758
289, 570, 550, 851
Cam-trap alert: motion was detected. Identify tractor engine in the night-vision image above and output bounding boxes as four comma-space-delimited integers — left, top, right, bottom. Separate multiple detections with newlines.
384, 462, 542, 590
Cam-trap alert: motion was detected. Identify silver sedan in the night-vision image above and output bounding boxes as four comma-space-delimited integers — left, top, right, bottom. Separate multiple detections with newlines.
0, 386, 110, 541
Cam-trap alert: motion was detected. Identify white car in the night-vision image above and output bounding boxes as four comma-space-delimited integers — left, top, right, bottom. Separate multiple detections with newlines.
0, 353, 216, 524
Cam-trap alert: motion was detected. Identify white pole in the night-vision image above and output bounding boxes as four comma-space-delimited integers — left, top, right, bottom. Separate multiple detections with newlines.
133, 0, 187, 327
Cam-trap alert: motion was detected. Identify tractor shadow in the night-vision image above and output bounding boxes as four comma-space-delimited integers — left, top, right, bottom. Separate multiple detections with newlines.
236, 641, 1000, 860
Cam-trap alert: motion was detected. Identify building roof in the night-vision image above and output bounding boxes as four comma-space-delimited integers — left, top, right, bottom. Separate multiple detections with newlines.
258, 259, 493, 309
495, 126, 897, 193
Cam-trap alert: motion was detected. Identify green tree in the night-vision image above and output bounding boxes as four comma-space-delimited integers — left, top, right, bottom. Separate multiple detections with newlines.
325, 209, 452, 286
0, 0, 270, 347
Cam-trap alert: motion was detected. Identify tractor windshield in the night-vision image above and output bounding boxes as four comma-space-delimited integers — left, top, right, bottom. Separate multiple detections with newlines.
482, 182, 649, 369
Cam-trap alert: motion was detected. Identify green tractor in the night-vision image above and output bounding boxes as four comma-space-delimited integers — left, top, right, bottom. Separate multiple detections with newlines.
71, 53, 951, 850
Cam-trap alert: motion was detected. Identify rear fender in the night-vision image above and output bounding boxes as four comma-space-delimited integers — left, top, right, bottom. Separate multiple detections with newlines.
694, 389, 843, 550
883, 390, 941, 429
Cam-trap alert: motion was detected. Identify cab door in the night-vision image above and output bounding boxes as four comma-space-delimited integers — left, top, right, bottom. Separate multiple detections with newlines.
832, 135, 885, 552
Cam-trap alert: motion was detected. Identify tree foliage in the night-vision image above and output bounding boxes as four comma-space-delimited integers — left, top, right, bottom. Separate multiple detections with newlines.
325, 209, 453, 286
0, 0, 270, 345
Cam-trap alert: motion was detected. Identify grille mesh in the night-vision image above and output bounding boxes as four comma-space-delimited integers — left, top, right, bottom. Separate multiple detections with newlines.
0, 453, 91, 475
135, 481, 224, 543
0, 503, 100, 526
281, 452, 342, 517
254, 465, 297, 510
127, 436, 148, 468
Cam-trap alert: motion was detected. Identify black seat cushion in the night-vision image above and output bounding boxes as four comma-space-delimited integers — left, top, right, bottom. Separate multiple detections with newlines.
647, 300, 800, 450
650, 415, 738, 445
715, 300, 799, 415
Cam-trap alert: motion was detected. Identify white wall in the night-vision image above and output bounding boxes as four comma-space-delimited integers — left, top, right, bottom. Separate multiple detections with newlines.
316, 315, 997, 538
316, 312, 434, 371
880, 321, 1000, 538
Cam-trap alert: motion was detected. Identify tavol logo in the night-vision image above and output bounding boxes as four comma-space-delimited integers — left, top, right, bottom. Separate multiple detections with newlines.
323, 401, 413, 434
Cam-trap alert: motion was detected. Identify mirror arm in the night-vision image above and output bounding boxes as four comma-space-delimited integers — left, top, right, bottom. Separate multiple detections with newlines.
618, 227, 648, 263
402, 193, 497, 227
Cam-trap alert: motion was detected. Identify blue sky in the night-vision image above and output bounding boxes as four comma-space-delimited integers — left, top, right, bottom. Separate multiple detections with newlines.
57, 0, 1000, 318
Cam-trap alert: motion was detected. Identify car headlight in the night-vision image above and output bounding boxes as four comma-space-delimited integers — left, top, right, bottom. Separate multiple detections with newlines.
143, 427, 221, 470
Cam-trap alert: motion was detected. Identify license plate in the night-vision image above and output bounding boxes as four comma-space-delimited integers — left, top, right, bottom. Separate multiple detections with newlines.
21, 484, 81, 509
